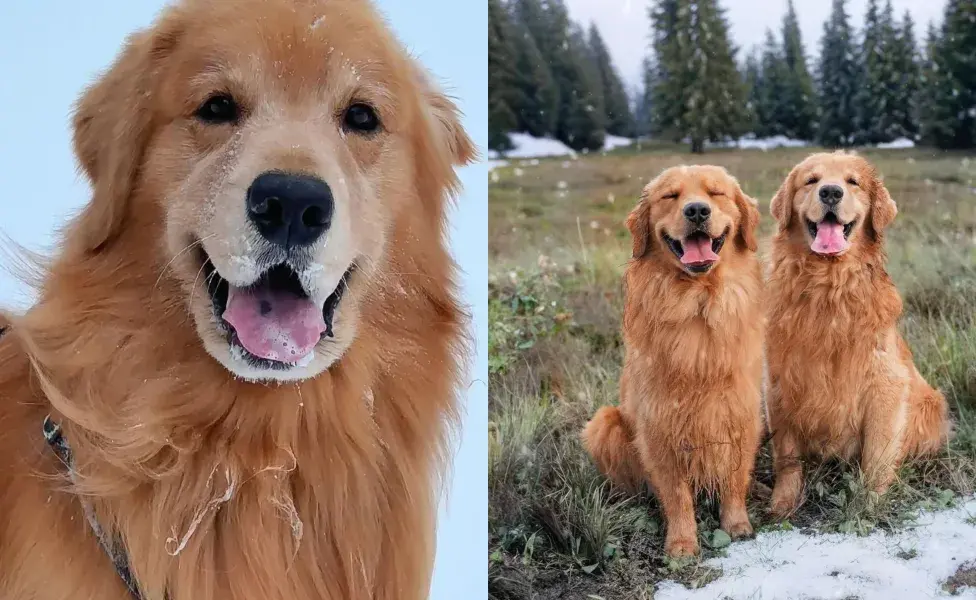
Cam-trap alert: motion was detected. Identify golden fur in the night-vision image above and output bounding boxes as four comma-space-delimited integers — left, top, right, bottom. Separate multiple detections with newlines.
0, 0, 474, 598
582, 165, 764, 557
765, 152, 950, 519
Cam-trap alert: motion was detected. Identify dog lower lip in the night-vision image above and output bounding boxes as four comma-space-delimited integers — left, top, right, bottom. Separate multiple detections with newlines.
663, 233, 683, 259
842, 220, 855, 238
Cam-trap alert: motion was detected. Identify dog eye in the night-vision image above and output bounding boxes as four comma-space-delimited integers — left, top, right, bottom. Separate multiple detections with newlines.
707, 190, 724, 197
195, 94, 239, 124
662, 192, 679, 200
344, 103, 380, 133
847, 177, 858, 186
805, 176, 820, 185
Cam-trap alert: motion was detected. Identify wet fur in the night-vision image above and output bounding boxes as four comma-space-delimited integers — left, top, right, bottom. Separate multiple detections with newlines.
0, 0, 474, 598
765, 152, 950, 519
582, 166, 764, 557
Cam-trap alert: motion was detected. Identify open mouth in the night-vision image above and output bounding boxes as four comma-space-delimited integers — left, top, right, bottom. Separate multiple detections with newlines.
663, 228, 728, 274
200, 248, 353, 370
806, 212, 855, 256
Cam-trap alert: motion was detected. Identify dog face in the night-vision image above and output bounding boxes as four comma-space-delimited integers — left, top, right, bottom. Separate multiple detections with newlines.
627, 165, 759, 275
770, 152, 897, 257
70, 0, 473, 381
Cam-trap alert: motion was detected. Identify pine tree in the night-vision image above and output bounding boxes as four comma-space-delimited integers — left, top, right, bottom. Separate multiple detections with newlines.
558, 19, 606, 150
649, 0, 682, 139
759, 29, 790, 137
509, 0, 559, 137
588, 23, 635, 137
489, 0, 518, 150
889, 10, 921, 140
635, 55, 656, 137
742, 49, 762, 135
855, 0, 900, 143
780, 0, 817, 140
921, 0, 976, 149
919, 22, 947, 145
651, 0, 746, 153
516, 0, 604, 150
817, 0, 859, 147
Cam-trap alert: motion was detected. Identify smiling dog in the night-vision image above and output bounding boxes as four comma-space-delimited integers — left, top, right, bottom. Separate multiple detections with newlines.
582, 165, 763, 557
0, 0, 474, 598
765, 152, 950, 519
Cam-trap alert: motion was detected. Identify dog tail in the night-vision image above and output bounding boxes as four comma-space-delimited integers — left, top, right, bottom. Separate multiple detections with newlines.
907, 382, 952, 457
581, 406, 642, 491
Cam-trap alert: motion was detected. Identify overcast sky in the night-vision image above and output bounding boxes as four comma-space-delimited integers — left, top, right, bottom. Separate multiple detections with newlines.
566, 0, 947, 89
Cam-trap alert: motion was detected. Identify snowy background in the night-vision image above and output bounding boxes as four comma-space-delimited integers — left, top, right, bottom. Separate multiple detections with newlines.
0, 1, 487, 599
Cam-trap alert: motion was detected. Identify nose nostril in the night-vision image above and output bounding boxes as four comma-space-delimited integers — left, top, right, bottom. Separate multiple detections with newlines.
302, 205, 329, 229
700, 206, 711, 217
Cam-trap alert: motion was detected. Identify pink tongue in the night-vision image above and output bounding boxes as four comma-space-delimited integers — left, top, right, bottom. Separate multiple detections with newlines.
812, 221, 849, 255
680, 236, 719, 265
223, 287, 325, 363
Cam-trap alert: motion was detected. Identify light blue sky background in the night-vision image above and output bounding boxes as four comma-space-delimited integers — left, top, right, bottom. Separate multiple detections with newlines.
0, 1, 487, 598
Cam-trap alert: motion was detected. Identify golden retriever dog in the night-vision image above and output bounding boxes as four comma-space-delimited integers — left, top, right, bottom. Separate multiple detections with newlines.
582, 165, 764, 557
765, 152, 950, 519
0, 0, 474, 598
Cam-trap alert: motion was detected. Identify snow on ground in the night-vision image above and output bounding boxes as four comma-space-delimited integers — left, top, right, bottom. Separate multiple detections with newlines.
603, 134, 634, 151
876, 137, 916, 149
706, 135, 811, 151
497, 132, 579, 160
487, 133, 917, 170
657, 499, 976, 600
487, 133, 635, 169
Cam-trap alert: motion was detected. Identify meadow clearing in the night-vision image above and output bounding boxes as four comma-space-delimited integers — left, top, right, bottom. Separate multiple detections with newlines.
487, 144, 976, 599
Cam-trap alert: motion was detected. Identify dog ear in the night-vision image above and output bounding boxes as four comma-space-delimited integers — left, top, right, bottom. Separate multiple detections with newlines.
769, 165, 798, 230
408, 64, 477, 218
626, 186, 653, 259
734, 186, 761, 252
870, 177, 898, 234
423, 89, 477, 168
71, 16, 182, 254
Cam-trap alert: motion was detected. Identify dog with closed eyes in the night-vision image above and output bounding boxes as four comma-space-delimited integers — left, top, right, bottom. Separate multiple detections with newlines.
582, 165, 763, 557
0, 0, 474, 598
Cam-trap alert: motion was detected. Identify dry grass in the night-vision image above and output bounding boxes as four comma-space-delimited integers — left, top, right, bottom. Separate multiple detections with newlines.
488, 145, 976, 599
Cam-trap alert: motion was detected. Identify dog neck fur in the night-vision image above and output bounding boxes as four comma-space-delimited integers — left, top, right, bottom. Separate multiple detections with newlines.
4, 205, 463, 599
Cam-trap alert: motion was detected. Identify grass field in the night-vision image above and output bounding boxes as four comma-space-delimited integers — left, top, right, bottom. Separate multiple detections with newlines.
487, 144, 976, 599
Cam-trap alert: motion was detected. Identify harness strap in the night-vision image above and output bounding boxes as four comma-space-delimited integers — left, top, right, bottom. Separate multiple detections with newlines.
42, 416, 145, 599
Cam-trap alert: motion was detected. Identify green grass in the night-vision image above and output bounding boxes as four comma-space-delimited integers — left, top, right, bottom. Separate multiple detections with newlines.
488, 146, 976, 600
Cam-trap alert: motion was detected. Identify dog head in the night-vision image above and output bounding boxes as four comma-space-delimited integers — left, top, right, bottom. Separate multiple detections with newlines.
770, 152, 896, 258
69, 0, 474, 382
627, 165, 759, 276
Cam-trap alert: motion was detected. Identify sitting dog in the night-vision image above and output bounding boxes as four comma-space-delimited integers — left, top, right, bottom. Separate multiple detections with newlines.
765, 152, 950, 519
583, 165, 763, 557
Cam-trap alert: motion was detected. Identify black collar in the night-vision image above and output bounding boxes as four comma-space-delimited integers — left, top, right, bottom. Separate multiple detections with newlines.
42, 416, 145, 599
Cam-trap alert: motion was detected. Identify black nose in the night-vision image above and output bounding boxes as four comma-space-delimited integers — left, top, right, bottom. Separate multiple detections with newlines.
246, 171, 334, 248
818, 184, 844, 206
683, 202, 711, 225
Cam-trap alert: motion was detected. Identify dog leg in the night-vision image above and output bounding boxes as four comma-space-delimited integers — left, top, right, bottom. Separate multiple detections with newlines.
647, 466, 699, 557
720, 432, 758, 540
861, 384, 909, 494
769, 426, 804, 519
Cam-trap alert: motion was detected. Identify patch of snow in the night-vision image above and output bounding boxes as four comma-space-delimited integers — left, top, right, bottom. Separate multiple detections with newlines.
503, 133, 578, 160
720, 135, 810, 151
876, 138, 916, 149
492, 133, 634, 163
603, 135, 634, 151
657, 498, 976, 600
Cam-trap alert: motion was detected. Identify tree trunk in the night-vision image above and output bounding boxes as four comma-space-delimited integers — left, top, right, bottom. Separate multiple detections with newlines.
690, 138, 705, 154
